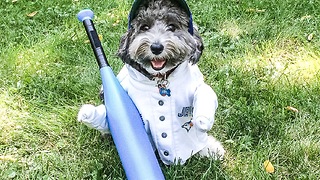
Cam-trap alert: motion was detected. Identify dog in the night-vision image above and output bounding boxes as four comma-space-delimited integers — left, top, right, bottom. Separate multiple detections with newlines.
77, 0, 225, 165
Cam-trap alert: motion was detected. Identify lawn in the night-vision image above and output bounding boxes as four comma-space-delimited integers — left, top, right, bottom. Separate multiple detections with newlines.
1, 0, 319, 179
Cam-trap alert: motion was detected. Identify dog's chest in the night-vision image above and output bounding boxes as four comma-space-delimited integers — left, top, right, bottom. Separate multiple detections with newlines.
120, 62, 203, 125
118, 63, 208, 164
127, 76, 196, 120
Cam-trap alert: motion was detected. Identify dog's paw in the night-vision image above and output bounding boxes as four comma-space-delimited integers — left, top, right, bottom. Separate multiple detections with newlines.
77, 104, 110, 134
194, 116, 212, 132
198, 136, 225, 160
78, 104, 96, 124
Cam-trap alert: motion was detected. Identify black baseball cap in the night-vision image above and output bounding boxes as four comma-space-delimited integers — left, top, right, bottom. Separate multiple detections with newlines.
128, 0, 194, 35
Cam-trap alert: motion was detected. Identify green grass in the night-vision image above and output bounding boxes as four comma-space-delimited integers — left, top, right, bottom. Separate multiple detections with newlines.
1, 0, 319, 179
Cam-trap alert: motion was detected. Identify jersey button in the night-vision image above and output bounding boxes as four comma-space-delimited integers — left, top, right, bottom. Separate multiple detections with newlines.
158, 100, 164, 106
159, 116, 165, 121
164, 151, 169, 156
161, 133, 167, 138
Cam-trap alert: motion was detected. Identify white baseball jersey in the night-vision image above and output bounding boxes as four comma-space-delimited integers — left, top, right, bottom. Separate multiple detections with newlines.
117, 61, 218, 165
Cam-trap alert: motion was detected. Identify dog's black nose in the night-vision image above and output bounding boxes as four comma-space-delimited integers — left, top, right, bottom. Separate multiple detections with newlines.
150, 43, 164, 55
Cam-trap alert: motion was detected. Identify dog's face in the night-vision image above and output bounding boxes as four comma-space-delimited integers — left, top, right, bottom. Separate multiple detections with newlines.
118, 0, 203, 77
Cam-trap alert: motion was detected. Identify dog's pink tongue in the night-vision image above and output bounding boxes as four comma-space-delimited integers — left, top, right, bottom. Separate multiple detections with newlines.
151, 59, 166, 70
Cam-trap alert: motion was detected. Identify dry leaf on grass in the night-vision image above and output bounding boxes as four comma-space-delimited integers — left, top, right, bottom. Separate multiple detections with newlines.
307, 33, 314, 41
247, 8, 266, 13
263, 160, 275, 173
300, 15, 312, 21
27, 11, 38, 17
286, 106, 299, 113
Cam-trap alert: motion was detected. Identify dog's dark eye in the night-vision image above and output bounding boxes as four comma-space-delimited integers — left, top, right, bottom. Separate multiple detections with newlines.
167, 24, 176, 32
140, 24, 150, 31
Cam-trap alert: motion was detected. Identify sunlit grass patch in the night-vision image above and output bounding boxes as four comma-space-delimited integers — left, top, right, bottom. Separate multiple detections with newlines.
0, 90, 28, 144
219, 20, 243, 41
237, 39, 320, 85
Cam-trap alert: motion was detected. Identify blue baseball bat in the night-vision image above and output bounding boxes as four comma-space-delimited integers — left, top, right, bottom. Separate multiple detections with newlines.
77, 9, 165, 180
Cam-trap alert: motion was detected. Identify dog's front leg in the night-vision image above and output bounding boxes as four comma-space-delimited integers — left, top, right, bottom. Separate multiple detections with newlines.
193, 83, 218, 132
79, 66, 128, 135
193, 84, 225, 159
77, 104, 110, 134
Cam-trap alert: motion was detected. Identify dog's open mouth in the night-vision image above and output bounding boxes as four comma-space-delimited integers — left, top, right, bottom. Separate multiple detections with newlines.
150, 58, 166, 70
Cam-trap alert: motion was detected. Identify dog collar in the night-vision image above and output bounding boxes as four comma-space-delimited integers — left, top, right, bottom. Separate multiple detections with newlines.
128, 0, 194, 35
127, 60, 178, 81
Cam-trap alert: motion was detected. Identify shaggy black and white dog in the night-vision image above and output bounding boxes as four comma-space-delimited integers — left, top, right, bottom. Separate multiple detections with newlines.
78, 0, 225, 165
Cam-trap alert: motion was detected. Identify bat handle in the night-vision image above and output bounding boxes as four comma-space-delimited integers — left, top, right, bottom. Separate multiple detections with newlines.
77, 9, 109, 68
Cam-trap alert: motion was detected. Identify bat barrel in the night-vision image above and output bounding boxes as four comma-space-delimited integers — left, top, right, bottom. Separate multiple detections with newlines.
77, 9, 165, 180
100, 67, 165, 180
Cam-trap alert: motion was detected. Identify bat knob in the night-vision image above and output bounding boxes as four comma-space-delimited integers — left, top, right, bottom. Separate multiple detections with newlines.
77, 9, 94, 22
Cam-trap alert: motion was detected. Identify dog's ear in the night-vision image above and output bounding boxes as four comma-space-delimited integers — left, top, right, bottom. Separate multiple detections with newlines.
189, 28, 204, 65
117, 29, 134, 64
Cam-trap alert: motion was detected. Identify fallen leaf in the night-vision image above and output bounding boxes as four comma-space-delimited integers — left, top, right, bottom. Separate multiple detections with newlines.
12, 0, 18, 3
263, 160, 275, 173
300, 15, 312, 21
307, 33, 314, 41
225, 139, 235, 144
98, 34, 103, 41
27, 11, 38, 17
286, 106, 299, 113
247, 8, 266, 13
113, 20, 120, 26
